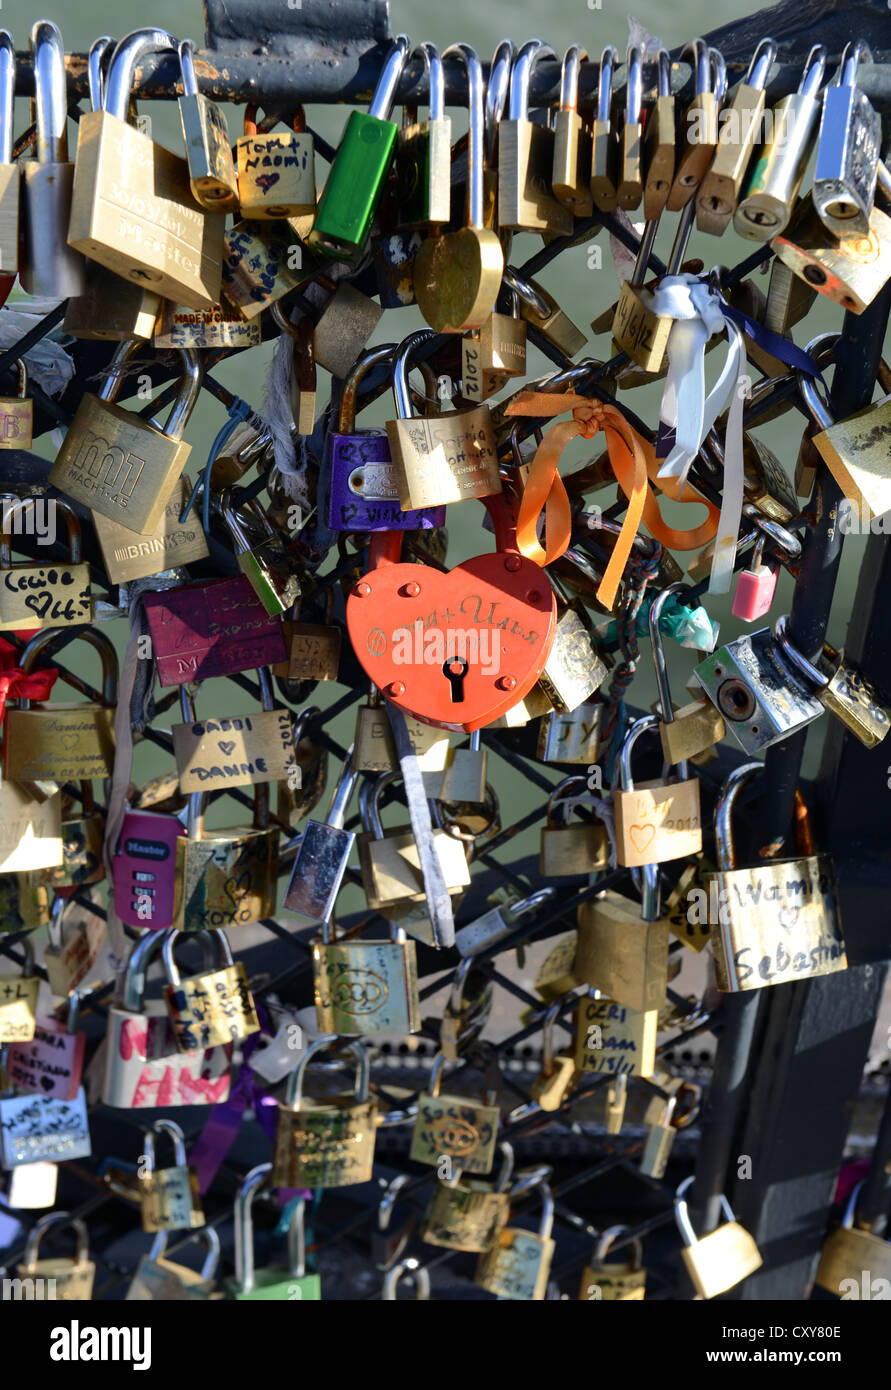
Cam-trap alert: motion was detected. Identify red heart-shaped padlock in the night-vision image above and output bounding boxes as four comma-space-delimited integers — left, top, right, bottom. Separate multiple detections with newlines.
347, 495, 557, 731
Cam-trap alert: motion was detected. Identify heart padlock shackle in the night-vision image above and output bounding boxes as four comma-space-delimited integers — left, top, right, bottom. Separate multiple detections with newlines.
346, 474, 557, 734
227, 1161, 321, 1300
139, 1117, 204, 1232
273, 1035, 376, 1189
161, 927, 260, 1052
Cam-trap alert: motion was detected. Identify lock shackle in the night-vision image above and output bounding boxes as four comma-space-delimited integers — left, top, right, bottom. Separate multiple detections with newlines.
147, 1225, 220, 1280
511, 887, 556, 920
447, 957, 476, 1013
559, 45, 587, 111
486, 40, 514, 167
233, 1160, 272, 1292
836, 41, 873, 90
338, 343, 396, 433
0, 356, 25, 402
1, 494, 81, 569
178, 37, 200, 99
710, 48, 727, 103
674, 1175, 736, 1245
122, 929, 169, 1012
158, 348, 202, 443
382, 1256, 430, 1300
545, 774, 588, 826
15, 936, 36, 977
798, 44, 828, 98
539, 998, 564, 1074
508, 39, 556, 121
0, 32, 15, 165
443, 43, 485, 229
656, 48, 671, 100
672, 1081, 702, 1129
285, 1034, 370, 1108
324, 751, 360, 832
366, 768, 407, 840
744, 39, 777, 90
796, 369, 834, 433
594, 1223, 644, 1271
746, 507, 801, 562
427, 1052, 452, 1096
179, 673, 273, 836
161, 927, 233, 989
392, 327, 437, 420
502, 265, 549, 319
434, 782, 500, 848
87, 36, 115, 115
369, 34, 410, 120
625, 45, 643, 124
680, 38, 710, 98
48, 895, 66, 952
410, 42, 444, 122
596, 46, 617, 122
105, 28, 180, 122
143, 1117, 188, 1173
648, 581, 690, 729
18, 625, 119, 709
714, 761, 763, 871
618, 712, 662, 792
378, 1172, 412, 1231
509, 1175, 555, 1240
22, 1212, 90, 1271
841, 1179, 865, 1230
774, 614, 830, 691
30, 20, 68, 164
96, 338, 144, 406
66, 989, 81, 1036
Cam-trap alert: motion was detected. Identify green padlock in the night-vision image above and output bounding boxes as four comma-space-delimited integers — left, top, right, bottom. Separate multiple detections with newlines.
308, 36, 409, 261
226, 1162, 321, 1301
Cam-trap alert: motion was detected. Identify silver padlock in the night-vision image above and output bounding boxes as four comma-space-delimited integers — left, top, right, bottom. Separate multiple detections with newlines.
693, 627, 824, 754
284, 755, 359, 920
455, 887, 556, 958
812, 41, 881, 237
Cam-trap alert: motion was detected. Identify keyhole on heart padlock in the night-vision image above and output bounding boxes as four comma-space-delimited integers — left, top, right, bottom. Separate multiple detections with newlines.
443, 657, 468, 703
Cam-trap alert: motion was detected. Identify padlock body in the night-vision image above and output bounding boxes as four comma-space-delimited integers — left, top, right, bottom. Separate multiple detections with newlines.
228, 1269, 322, 1301
499, 119, 573, 234
313, 937, 421, 1034
0, 561, 90, 628
475, 1229, 555, 1301
540, 823, 609, 877
410, 1091, 499, 1172
5, 704, 115, 783
165, 961, 260, 1051
815, 1225, 891, 1295
141, 1165, 204, 1232
421, 1182, 510, 1251
681, 1221, 762, 1299
143, 576, 286, 686
325, 428, 446, 531
358, 826, 470, 910
180, 94, 239, 211
614, 776, 702, 867
16, 1257, 95, 1300
22, 161, 85, 298
223, 219, 312, 319
732, 563, 778, 622
771, 196, 891, 316
395, 116, 452, 227
309, 111, 398, 259
537, 703, 602, 763
694, 628, 824, 754
173, 828, 279, 931
574, 993, 657, 1078
0, 1088, 90, 1165
101, 1003, 232, 1108
273, 1097, 376, 1187
576, 893, 669, 1012
387, 403, 501, 509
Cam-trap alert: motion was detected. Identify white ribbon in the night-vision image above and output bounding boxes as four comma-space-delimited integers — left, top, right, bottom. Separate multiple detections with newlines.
650, 274, 748, 594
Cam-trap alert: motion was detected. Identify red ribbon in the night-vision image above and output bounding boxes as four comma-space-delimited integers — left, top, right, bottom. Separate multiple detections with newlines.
0, 633, 59, 726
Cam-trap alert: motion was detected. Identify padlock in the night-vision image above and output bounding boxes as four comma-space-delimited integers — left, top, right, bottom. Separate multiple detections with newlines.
309, 36, 409, 259
667, 41, 725, 210
614, 713, 702, 868
0, 940, 39, 1044
604, 1072, 628, 1134
173, 666, 297, 795
15, 1213, 95, 1300
579, 1226, 646, 1300
222, 492, 301, 617
809, 366, 891, 520
162, 928, 260, 1052
707, 762, 846, 993
456, 887, 556, 958
590, 45, 619, 213
101, 932, 232, 1109
439, 730, 488, 804
650, 582, 726, 762
815, 1181, 891, 1296
475, 1174, 556, 1301
735, 45, 827, 240
143, 574, 286, 688
273, 1036, 376, 1188
44, 894, 106, 997
529, 1000, 577, 1112
616, 44, 644, 210
515, 274, 587, 358
227, 1162, 321, 1300
0, 1040, 90, 1167
371, 1174, 415, 1270
413, 45, 504, 332
127, 1227, 220, 1301
347, 489, 556, 733
639, 1096, 679, 1179
440, 957, 494, 1060
696, 39, 777, 235
0, 361, 32, 450
421, 1142, 514, 1252
284, 756, 359, 920
139, 1118, 204, 1232
91, 474, 209, 585
537, 579, 608, 713
313, 909, 421, 1036
384, 329, 501, 508
50, 340, 201, 535
382, 1258, 431, 1300
575, 873, 670, 1015
222, 218, 312, 320
324, 344, 447, 533
352, 688, 450, 786
531, 927, 580, 999
813, 42, 881, 237
461, 268, 529, 399
574, 988, 657, 1079
153, 297, 261, 351
395, 42, 451, 228
356, 769, 471, 910
271, 308, 316, 435
276, 591, 343, 686
498, 39, 572, 235
771, 191, 891, 316
0, 31, 19, 280
22, 21, 85, 298
5, 626, 117, 785
674, 1175, 762, 1298
540, 776, 609, 877
693, 626, 824, 754
236, 105, 315, 220
536, 702, 603, 764
177, 38, 239, 212
776, 614, 891, 750
0, 775, 62, 879
7, 996, 85, 1101
0, 496, 89, 628
69, 28, 224, 308
43, 779, 105, 895
552, 45, 592, 217
732, 531, 780, 622
611, 201, 696, 372
410, 1052, 500, 1173
642, 49, 675, 223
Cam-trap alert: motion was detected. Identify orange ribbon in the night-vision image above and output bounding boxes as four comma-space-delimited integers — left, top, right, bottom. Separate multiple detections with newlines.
505, 392, 720, 612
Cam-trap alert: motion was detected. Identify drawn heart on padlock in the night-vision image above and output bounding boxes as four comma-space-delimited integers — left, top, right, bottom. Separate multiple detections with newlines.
256, 173, 280, 194
777, 905, 801, 931
218, 740, 237, 756
346, 497, 557, 732
629, 823, 657, 854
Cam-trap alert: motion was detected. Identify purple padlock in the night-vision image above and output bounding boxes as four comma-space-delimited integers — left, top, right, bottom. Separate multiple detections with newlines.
325, 345, 446, 532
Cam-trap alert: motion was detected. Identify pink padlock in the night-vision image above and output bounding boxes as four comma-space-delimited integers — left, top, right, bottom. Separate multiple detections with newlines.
732, 535, 778, 622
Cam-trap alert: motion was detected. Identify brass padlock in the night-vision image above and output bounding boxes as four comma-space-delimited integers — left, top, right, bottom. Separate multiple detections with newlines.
50, 340, 201, 535
529, 1000, 577, 1111
575, 877, 670, 1015
161, 928, 260, 1051
313, 916, 421, 1037
177, 38, 239, 212
410, 1052, 500, 1173
69, 29, 224, 308
537, 580, 608, 713
357, 769, 471, 910
667, 41, 725, 210
552, 45, 593, 217
0, 360, 33, 450
776, 613, 891, 749
0, 937, 40, 1043
616, 44, 644, 210
91, 474, 209, 585
590, 46, 619, 213
696, 39, 777, 236
276, 592, 343, 686
139, 1118, 204, 1232
475, 1176, 556, 1301
574, 988, 657, 1079
498, 39, 573, 235
611, 202, 696, 373
815, 1181, 891, 1297
273, 1036, 376, 1188
614, 713, 702, 868
223, 218, 313, 320
580, 1226, 646, 1300
173, 779, 278, 932
0, 497, 90, 629
5, 627, 117, 785
421, 1142, 515, 1251
675, 1176, 762, 1299
394, 42, 451, 228
439, 730, 488, 805
642, 49, 676, 222
0, 778, 62, 884
540, 776, 609, 878
809, 369, 891, 520
771, 192, 891, 316
707, 763, 846, 993
15, 1213, 95, 1300
537, 702, 603, 764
